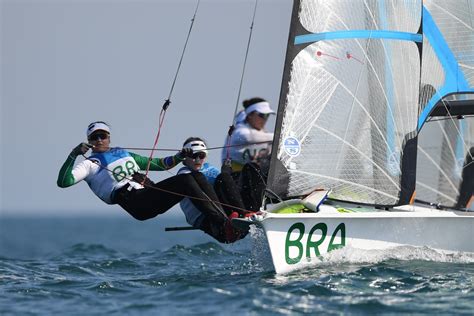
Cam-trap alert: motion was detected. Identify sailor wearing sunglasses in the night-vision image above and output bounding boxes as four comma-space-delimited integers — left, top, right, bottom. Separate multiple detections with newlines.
57, 122, 230, 232
177, 137, 249, 243
220, 97, 275, 212
221, 97, 275, 173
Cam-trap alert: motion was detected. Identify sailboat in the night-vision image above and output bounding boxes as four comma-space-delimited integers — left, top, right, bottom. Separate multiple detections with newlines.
233, 0, 474, 274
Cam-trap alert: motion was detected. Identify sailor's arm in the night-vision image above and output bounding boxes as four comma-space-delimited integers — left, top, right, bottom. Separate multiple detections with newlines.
241, 128, 273, 143
57, 143, 92, 188
130, 152, 185, 171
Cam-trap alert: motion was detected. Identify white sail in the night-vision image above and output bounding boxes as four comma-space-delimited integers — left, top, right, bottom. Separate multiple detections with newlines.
236, 0, 474, 274
268, 0, 421, 206
417, 0, 474, 208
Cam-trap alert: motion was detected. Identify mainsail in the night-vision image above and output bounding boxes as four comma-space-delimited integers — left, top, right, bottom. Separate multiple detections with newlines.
268, 0, 422, 206
418, 0, 474, 127
417, 114, 473, 208
416, 0, 474, 209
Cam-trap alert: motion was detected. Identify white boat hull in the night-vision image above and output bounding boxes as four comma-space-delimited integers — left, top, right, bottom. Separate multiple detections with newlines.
246, 205, 474, 274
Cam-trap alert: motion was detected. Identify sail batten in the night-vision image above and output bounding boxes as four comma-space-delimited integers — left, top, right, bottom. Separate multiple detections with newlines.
295, 31, 422, 44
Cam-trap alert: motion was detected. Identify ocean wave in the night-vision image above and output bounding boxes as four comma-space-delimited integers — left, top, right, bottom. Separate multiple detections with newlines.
59, 243, 121, 257
321, 245, 474, 265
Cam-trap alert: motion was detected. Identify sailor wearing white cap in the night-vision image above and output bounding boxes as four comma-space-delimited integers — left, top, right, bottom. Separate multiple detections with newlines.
222, 97, 275, 172
178, 137, 249, 243
57, 122, 232, 238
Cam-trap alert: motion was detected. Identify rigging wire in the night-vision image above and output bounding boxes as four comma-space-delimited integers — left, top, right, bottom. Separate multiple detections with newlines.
166, 0, 201, 103
81, 153, 251, 215
119, 140, 272, 152
225, 0, 259, 161
232, 0, 259, 121
144, 0, 201, 180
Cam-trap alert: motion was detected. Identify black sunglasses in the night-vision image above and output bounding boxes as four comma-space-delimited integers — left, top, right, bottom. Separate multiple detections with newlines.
192, 152, 206, 160
88, 133, 109, 141
256, 112, 270, 119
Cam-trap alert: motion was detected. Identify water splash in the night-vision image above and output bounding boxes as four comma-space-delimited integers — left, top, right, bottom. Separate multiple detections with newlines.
322, 245, 474, 265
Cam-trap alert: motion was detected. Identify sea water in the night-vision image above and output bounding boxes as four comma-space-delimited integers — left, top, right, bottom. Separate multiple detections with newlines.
1, 214, 473, 315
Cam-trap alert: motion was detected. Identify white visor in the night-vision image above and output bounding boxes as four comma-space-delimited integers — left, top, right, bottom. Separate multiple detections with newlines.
183, 140, 208, 154
244, 101, 275, 115
87, 122, 110, 137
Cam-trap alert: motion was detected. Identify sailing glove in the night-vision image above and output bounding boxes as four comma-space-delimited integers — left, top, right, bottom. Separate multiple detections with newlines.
70, 142, 92, 157
179, 147, 194, 159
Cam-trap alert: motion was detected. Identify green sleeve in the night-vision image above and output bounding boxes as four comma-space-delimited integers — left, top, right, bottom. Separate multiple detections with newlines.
57, 155, 77, 188
130, 152, 184, 171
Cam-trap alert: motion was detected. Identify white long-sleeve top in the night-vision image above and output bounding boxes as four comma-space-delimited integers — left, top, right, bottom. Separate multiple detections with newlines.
221, 122, 273, 171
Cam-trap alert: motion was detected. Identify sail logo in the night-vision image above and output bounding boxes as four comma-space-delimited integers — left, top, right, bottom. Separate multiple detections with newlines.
283, 137, 301, 157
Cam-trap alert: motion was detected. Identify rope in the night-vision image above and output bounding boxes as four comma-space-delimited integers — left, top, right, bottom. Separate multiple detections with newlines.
225, 0, 259, 161
166, 0, 201, 102
144, 0, 201, 180
144, 108, 167, 180
120, 140, 272, 152
232, 0, 259, 120
81, 154, 251, 214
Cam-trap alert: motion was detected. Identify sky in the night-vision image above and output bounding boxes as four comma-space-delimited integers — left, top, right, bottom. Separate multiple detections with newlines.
0, 0, 292, 216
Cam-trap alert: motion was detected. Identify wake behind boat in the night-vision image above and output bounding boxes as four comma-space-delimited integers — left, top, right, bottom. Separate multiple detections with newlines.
233, 0, 474, 274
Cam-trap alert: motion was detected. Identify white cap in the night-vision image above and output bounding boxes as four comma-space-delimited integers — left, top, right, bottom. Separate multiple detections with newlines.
87, 121, 110, 137
183, 140, 208, 154
244, 101, 275, 115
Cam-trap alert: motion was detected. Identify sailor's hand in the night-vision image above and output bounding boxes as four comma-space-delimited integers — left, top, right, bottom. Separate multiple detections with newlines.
255, 148, 271, 165
179, 147, 194, 159
221, 159, 233, 174
70, 142, 92, 157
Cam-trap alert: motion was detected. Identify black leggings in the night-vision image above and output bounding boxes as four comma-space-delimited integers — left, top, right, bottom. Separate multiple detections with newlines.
190, 171, 248, 243
114, 173, 226, 224
239, 163, 267, 211
115, 172, 247, 243
213, 173, 246, 216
